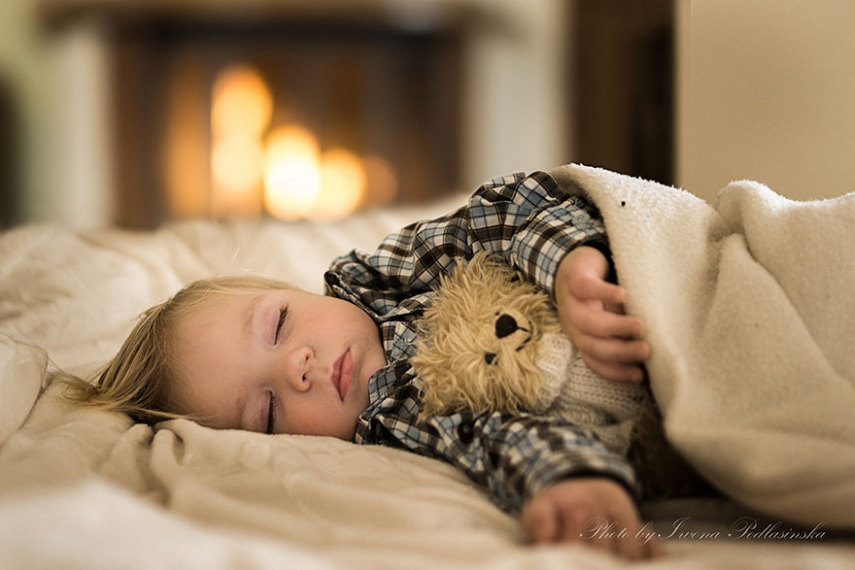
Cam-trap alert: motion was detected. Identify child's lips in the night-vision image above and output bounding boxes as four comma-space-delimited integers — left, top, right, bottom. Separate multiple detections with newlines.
332, 349, 353, 401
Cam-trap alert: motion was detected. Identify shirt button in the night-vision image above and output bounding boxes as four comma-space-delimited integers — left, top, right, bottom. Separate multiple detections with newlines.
457, 422, 475, 445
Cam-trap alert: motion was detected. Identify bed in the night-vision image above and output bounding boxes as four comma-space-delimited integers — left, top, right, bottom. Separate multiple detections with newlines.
2, 166, 854, 569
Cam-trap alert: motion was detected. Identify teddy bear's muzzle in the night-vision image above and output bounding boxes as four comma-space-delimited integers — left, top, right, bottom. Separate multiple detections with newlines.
485, 311, 534, 366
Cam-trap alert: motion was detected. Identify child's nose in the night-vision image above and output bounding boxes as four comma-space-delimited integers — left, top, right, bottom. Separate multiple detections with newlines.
286, 345, 313, 391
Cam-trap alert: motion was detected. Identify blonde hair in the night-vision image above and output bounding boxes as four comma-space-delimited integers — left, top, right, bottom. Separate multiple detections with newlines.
64, 275, 293, 424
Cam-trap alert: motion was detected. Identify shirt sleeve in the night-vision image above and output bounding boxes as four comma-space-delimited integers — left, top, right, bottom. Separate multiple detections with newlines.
333, 170, 634, 513
363, 375, 639, 514
325, 170, 610, 311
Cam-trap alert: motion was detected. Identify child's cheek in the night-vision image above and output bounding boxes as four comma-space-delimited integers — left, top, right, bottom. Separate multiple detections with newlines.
286, 407, 350, 440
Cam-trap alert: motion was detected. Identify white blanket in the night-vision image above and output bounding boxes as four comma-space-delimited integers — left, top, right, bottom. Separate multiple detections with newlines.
551, 164, 855, 528
1, 175, 853, 568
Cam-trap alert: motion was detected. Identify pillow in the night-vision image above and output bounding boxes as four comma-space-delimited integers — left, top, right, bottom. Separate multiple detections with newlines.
0, 336, 47, 446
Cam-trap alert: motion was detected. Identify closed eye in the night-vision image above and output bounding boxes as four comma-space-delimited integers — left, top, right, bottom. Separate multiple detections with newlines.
274, 307, 288, 343
265, 392, 276, 434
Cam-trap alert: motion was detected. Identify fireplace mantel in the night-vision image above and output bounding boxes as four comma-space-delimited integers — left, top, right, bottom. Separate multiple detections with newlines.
40, 0, 489, 33
33, 0, 572, 229
40, 0, 483, 226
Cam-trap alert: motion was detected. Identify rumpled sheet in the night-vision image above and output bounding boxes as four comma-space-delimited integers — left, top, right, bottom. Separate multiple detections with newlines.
4, 383, 853, 570
552, 164, 855, 528
1, 177, 853, 568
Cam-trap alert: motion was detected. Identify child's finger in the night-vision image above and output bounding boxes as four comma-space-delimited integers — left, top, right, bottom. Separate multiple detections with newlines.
644, 534, 666, 558
614, 527, 648, 561
572, 273, 626, 305
569, 307, 644, 340
595, 337, 650, 363
581, 353, 648, 384
573, 331, 650, 364
562, 507, 600, 547
521, 498, 559, 543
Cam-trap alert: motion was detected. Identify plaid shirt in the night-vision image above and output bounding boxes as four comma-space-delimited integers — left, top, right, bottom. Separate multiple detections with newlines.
324, 171, 638, 514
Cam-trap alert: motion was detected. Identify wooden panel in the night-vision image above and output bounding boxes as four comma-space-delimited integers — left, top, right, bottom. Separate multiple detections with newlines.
105, 19, 464, 227
574, 0, 673, 185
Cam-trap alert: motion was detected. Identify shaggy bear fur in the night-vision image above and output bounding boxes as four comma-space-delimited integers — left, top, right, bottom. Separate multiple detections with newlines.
412, 252, 708, 499
413, 252, 561, 418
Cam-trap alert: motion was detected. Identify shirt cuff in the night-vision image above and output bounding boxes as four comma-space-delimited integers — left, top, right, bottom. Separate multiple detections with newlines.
510, 200, 610, 296
518, 441, 640, 508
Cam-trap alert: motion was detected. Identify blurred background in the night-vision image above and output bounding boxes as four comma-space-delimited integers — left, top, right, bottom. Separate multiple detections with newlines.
1, 0, 854, 230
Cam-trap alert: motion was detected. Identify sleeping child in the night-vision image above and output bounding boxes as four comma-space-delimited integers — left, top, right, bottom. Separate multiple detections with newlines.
67, 170, 703, 561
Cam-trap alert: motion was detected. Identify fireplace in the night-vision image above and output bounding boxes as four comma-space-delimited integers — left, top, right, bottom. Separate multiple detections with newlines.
39, 1, 576, 230
44, 2, 467, 227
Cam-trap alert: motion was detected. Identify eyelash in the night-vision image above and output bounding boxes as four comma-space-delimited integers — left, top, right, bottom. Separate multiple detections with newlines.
263, 306, 287, 434
265, 392, 275, 435
274, 307, 287, 342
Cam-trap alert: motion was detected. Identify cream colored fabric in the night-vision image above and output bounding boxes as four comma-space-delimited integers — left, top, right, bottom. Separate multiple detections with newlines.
536, 332, 650, 455
4, 383, 852, 570
551, 164, 855, 528
2, 182, 854, 568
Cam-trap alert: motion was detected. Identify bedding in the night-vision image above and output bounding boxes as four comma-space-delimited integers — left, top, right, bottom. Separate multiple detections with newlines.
1, 174, 853, 569
551, 164, 855, 527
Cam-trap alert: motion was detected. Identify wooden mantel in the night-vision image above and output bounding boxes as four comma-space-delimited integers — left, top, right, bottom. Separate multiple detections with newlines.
39, 0, 488, 34
38, 0, 478, 227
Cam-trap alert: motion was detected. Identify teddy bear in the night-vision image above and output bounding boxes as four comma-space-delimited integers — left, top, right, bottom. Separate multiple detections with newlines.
411, 251, 657, 457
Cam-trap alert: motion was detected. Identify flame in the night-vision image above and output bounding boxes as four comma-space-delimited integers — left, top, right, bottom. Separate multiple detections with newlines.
211, 134, 265, 194
211, 66, 273, 137
209, 64, 385, 220
263, 125, 322, 220
316, 148, 366, 219
264, 126, 368, 221
210, 65, 272, 216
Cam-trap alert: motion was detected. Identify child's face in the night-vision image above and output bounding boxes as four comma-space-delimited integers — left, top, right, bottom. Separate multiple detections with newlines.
170, 288, 385, 440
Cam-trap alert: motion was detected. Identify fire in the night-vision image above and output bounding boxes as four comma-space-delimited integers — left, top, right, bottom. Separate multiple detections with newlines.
316, 148, 366, 219
211, 136, 265, 199
209, 65, 271, 217
209, 64, 396, 220
263, 125, 322, 220
211, 66, 273, 138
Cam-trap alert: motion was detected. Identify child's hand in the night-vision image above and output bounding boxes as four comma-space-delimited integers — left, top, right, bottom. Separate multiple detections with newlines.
554, 246, 650, 383
521, 478, 663, 560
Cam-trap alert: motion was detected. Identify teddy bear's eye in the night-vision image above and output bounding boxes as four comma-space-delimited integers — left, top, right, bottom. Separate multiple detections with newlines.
495, 314, 519, 338
484, 352, 497, 365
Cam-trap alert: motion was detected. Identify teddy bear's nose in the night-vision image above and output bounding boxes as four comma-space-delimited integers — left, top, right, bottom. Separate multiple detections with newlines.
495, 313, 519, 338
